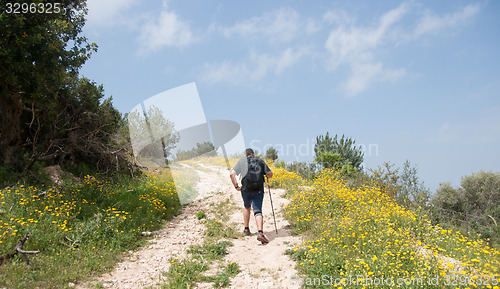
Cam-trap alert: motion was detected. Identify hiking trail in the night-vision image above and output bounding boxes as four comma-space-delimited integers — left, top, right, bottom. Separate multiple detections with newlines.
77, 162, 302, 289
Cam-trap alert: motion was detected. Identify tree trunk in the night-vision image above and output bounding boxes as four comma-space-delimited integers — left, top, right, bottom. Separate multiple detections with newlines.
0, 85, 23, 165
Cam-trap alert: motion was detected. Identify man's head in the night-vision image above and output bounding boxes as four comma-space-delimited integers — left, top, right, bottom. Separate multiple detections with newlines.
245, 148, 254, 157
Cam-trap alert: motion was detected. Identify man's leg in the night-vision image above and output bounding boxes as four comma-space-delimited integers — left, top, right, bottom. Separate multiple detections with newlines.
255, 214, 263, 231
241, 190, 252, 229
243, 207, 251, 228
251, 192, 264, 230
253, 195, 268, 244
252, 191, 268, 243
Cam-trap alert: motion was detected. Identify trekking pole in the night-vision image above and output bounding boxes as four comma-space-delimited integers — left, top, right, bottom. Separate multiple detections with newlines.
266, 176, 278, 234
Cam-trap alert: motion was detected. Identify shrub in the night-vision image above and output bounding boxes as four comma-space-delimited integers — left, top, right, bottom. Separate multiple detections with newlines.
264, 147, 279, 162
430, 171, 500, 246
276, 161, 317, 180
314, 133, 364, 171
368, 161, 429, 208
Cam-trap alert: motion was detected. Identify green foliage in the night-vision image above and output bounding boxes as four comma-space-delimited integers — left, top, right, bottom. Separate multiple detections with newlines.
0, 1, 132, 181
460, 171, 500, 214
0, 166, 23, 188
164, 251, 238, 288
196, 210, 207, 220
367, 161, 429, 208
398, 160, 431, 206
45, 77, 129, 173
0, 0, 98, 166
203, 219, 236, 239
314, 132, 364, 172
431, 182, 463, 213
315, 151, 343, 169
163, 259, 208, 289
368, 162, 400, 197
264, 147, 279, 162
187, 241, 233, 261
430, 171, 500, 246
175, 141, 216, 161
0, 171, 181, 288
285, 169, 500, 289
210, 261, 239, 287
276, 160, 317, 180
128, 105, 180, 166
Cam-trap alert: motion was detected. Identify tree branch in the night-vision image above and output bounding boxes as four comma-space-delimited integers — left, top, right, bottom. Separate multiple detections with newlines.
0, 232, 39, 266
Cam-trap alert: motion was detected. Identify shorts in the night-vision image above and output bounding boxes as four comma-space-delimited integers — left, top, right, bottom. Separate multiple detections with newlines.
241, 189, 264, 213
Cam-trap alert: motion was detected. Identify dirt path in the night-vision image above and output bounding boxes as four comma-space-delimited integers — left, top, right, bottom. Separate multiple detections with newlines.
78, 162, 301, 288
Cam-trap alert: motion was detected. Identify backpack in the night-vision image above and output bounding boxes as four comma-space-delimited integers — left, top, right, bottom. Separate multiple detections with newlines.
244, 156, 264, 191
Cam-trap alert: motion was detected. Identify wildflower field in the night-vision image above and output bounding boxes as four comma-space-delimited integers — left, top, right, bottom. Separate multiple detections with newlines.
273, 168, 500, 288
0, 170, 184, 288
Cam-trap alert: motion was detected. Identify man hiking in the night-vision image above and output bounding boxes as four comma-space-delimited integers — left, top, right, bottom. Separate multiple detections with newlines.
230, 148, 273, 244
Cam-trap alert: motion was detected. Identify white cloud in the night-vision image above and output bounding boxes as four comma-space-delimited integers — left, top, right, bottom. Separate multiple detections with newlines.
203, 2, 480, 94
323, 2, 480, 96
204, 8, 319, 85
343, 59, 406, 96
222, 8, 301, 43
85, 0, 137, 27
323, 10, 354, 26
325, 3, 408, 66
138, 8, 194, 52
275, 47, 311, 74
305, 19, 322, 35
414, 4, 480, 38
324, 3, 409, 96
202, 61, 248, 85
202, 47, 311, 85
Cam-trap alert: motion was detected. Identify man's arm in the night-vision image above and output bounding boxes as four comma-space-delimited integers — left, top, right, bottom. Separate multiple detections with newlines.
230, 170, 241, 191
262, 160, 273, 179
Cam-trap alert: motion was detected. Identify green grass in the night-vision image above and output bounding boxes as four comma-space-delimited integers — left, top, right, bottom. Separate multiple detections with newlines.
196, 210, 207, 220
203, 219, 237, 240
162, 196, 240, 289
163, 258, 209, 289
203, 261, 240, 288
211, 196, 238, 223
162, 223, 238, 288
197, 197, 238, 241
188, 240, 233, 261
0, 169, 183, 288
162, 257, 239, 289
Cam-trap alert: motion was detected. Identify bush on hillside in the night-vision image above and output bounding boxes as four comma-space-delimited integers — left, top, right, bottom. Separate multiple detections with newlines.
430, 170, 500, 246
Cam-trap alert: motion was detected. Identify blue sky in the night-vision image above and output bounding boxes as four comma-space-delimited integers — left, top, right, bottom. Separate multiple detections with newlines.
80, 0, 500, 192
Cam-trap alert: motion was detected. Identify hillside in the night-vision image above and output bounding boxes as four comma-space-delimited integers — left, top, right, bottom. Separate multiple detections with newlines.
1, 157, 499, 288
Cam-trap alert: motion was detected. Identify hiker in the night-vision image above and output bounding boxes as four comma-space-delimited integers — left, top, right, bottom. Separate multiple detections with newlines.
230, 148, 273, 244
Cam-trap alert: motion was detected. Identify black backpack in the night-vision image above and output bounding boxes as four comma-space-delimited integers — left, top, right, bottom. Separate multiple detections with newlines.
244, 156, 264, 191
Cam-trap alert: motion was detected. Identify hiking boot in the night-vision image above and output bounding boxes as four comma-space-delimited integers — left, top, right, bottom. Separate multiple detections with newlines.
243, 228, 251, 236
257, 232, 269, 244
